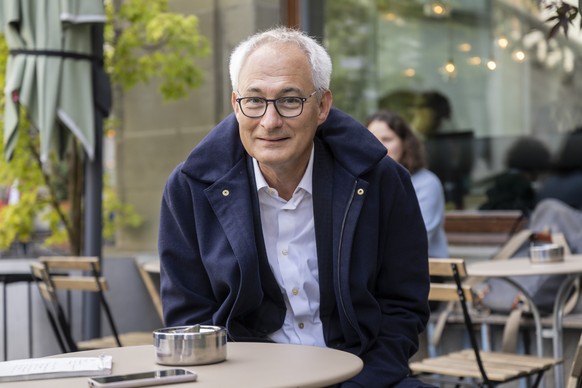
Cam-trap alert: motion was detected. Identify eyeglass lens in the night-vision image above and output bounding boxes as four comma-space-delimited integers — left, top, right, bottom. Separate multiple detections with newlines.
239, 96, 304, 118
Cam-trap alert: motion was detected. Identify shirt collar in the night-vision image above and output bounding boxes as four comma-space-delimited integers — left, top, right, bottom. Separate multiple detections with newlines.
253, 145, 314, 196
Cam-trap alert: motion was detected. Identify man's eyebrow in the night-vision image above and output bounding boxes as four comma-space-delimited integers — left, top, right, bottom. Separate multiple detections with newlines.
242, 86, 303, 95
245, 87, 262, 94
280, 87, 302, 94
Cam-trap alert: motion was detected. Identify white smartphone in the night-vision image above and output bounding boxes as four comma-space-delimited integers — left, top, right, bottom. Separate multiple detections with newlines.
87, 368, 197, 387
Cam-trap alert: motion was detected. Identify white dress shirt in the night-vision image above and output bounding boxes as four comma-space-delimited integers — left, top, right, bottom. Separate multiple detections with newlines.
253, 147, 325, 347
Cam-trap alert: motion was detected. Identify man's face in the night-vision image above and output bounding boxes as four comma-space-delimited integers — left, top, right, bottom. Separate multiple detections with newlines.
232, 42, 332, 177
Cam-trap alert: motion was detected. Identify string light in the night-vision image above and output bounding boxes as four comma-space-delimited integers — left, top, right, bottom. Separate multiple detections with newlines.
512, 48, 526, 62
487, 0, 497, 71
486, 58, 497, 70
442, 16, 456, 80
403, 68, 416, 77
444, 59, 456, 73
497, 35, 509, 49
424, 0, 451, 18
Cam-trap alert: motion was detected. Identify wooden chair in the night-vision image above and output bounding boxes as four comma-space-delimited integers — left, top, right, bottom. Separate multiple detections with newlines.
135, 258, 163, 322
410, 258, 559, 387
31, 256, 152, 353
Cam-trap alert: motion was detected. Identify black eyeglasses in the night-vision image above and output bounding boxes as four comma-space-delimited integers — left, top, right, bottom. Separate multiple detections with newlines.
235, 90, 318, 118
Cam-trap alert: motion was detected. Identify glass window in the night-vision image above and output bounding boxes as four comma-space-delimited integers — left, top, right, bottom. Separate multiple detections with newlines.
325, 0, 582, 210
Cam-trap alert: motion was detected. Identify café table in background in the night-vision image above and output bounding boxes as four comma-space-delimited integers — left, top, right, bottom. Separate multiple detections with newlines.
0, 259, 36, 360
468, 253, 582, 388
8, 342, 363, 387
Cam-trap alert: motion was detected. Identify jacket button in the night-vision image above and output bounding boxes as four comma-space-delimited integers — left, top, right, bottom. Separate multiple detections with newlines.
357, 188, 364, 195
222, 189, 230, 196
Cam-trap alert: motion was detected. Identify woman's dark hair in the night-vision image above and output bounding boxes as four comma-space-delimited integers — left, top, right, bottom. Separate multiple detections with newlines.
366, 110, 426, 174
422, 91, 451, 119
505, 137, 551, 174
554, 127, 582, 171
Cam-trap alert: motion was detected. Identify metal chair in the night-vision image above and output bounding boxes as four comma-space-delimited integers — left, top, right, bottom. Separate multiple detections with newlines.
568, 333, 582, 388
31, 256, 152, 353
410, 258, 559, 387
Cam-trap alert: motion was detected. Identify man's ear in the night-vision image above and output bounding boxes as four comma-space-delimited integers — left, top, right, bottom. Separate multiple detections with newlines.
231, 91, 239, 113
317, 90, 333, 125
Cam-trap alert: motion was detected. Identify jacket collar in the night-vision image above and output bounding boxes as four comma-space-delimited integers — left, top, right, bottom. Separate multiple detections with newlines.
180, 108, 387, 182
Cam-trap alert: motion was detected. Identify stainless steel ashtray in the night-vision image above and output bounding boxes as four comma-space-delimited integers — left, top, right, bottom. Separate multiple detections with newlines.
154, 325, 227, 366
529, 243, 564, 264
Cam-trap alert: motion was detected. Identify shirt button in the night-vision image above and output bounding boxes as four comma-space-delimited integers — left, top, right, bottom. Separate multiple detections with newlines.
298, 322, 305, 329
281, 249, 288, 256
292, 287, 299, 296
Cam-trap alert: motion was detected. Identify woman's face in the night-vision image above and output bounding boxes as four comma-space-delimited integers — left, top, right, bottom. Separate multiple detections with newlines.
367, 120, 403, 162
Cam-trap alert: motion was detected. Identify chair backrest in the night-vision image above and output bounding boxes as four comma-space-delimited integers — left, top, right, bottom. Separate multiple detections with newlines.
428, 258, 472, 303
444, 210, 526, 246
39, 256, 108, 292
31, 256, 122, 353
31, 262, 76, 352
428, 257, 491, 383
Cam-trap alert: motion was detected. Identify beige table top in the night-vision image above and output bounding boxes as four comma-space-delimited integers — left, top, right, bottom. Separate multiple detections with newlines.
467, 254, 582, 277
8, 342, 363, 388
142, 259, 160, 274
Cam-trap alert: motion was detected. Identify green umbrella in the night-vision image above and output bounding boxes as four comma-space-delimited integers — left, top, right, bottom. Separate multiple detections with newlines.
2, 0, 105, 162
2, 0, 110, 340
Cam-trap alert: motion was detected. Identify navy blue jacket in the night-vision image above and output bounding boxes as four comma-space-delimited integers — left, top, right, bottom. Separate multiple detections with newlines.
159, 108, 430, 387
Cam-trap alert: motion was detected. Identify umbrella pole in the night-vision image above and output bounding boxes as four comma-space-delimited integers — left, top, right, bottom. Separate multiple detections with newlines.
82, 22, 106, 341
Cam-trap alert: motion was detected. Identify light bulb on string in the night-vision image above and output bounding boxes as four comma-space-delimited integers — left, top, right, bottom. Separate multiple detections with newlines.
510, 13, 527, 63
486, 0, 497, 71
486, 58, 497, 70
424, 0, 451, 18
497, 35, 509, 49
512, 47, 526, 62
442, 58, 457, 79
441, 15, 457, 80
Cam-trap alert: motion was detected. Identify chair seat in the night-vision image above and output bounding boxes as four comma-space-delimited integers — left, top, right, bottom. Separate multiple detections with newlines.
410, 349, 558, 382
77, 331, 153, 350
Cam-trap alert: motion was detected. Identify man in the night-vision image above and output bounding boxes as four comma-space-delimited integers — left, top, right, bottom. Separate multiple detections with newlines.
159, 27, 431, 387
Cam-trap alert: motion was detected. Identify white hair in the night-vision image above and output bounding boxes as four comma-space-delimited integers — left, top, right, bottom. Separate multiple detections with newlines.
229, 26, 332, 93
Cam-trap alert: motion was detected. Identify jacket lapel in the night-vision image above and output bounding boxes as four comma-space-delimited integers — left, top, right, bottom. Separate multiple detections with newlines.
313, 139, 335, 323
204, 156, 285, 337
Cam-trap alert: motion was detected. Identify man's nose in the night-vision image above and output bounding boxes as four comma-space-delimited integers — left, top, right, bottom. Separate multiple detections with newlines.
260, 102, 283, 127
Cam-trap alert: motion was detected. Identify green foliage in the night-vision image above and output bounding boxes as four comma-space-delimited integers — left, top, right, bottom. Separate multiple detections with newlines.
0, 2, 209, 254
102, 177, 143, 241
0, 112, 52, 249
105, 0, 210, 100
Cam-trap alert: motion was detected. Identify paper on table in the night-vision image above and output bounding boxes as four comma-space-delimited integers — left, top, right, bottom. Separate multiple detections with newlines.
0, 354, 112, 382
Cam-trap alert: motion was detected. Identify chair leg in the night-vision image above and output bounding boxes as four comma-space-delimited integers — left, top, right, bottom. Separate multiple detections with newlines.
531, 371, 545, 388
98, 293, 122, 347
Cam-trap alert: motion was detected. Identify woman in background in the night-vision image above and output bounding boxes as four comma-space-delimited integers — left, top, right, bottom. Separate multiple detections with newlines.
367, 110, 448, 258
536, 127, 582, 210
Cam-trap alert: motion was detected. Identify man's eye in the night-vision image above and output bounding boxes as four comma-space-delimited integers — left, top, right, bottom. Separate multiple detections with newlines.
278, 97, 301, 106
244, 97, 265, 105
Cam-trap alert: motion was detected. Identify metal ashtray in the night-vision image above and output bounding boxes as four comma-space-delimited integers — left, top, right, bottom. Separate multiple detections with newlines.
154, 324, 227, 366
529, 243, 564, 264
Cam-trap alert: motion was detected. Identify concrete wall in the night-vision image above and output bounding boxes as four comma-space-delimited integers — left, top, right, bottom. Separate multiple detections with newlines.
114, 0, 282, 252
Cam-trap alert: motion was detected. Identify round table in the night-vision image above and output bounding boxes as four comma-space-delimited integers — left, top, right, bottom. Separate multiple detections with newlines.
8, 342, 363, 387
